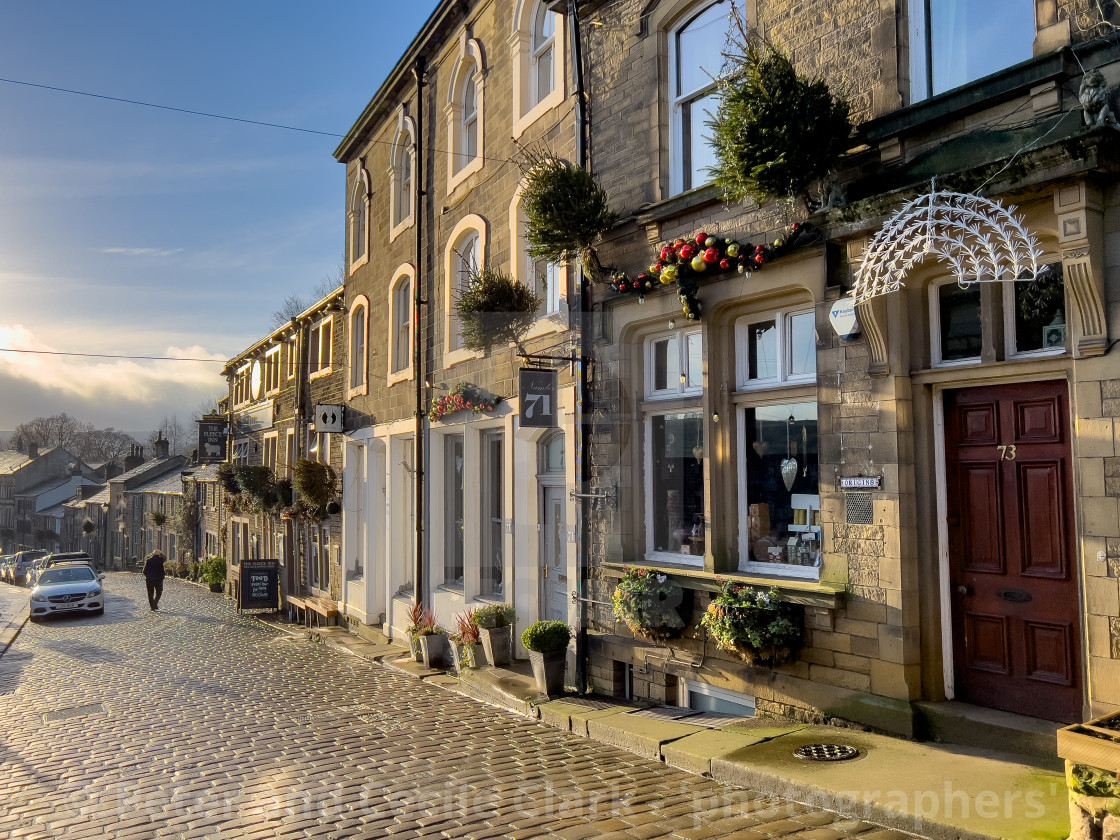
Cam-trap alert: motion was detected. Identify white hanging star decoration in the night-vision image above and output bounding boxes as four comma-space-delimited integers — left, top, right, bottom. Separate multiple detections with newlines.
853, 184, 1043, 304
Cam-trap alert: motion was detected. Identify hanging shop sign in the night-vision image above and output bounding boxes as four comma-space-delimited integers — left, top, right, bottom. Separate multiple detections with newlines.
197, 419, 227, 464
828, 297, 860, 340
238, 559, 280, 611
313, 404, 344, 433
853, 183, 1042, 304
519, 369, 558, 428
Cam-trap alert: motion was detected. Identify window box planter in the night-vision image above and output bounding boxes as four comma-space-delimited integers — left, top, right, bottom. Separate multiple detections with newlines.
1057, 712, 1120, 839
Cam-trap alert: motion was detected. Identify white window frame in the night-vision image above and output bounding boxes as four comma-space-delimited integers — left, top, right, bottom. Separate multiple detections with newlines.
445, 34, 486, 194
669, 0, 728, 196
262, 432, 278, 475
348, 296, 369, 397
286, 338, 297, 381
264, 346, 281, 395
285, 429, 296, 474
734, 307, 817, 391
444, 215, 488, 367
929, 278, 983, 368
479, 430, 505, 599
388, 266, 416, 384
389, 109, 417, 241
509, 184, 568, 340
309, 316, 334, 379
645, 328, 703, 400
233, 363, 251, 408
348, 166, 370, 273
511, 0, 567, 138
643, 408, 705, 569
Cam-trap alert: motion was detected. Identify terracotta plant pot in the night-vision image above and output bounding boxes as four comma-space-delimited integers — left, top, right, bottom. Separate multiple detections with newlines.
479, 625, 513, 666
528, 648, 567, 696
419, 633, 450, 670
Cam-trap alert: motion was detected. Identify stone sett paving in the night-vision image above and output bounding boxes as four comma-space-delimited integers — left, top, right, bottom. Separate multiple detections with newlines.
0, 575, 921, 840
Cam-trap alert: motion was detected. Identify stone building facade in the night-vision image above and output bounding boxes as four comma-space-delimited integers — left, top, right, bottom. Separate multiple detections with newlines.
335, 0, 581, 649
580, 0, 1120, 732
222, 287, 347, 609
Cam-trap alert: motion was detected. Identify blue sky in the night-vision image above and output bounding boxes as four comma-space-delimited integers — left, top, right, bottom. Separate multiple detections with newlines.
0, 1, 440, 435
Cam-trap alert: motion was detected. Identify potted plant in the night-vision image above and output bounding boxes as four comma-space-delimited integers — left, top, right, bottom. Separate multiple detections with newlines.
521, 620, 572, 696
698, 582, 803, 667
612, 567, 686, 642
449, 608, 481, 674
455, 267, 541, 355
201, 556, 227, 593
1057, 711, 1120, 838
404, 601, 426, 662
416, 610, 449, 670
475, 603, 516, 666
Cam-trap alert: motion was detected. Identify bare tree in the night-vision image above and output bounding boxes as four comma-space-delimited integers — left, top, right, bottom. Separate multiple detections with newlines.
73, 427, 137, 464
148, 415, 190, 456
193, 393, 225, 422
267, 258, 345, 329
11, 413, 91, 452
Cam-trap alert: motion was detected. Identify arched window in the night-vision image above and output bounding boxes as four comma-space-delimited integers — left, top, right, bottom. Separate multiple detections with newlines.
444, 215, 487, 364
446, 36, 486, 193
392, 125, 413, 230
530, 2, 556, 107
349, 301, 367, 392
511, 184, 566, 321
388, 266, 415, 381
348, 169, 370, 269
671, 1, 728, 194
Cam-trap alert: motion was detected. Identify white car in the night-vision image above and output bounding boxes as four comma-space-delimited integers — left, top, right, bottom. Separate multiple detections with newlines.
29, 565, 105, 622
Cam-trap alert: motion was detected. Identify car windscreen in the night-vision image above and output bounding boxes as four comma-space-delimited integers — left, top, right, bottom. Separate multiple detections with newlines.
37, 568, 96, 585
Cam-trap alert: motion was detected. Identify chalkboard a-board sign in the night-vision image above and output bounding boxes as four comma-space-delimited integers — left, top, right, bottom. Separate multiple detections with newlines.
239, 559, 280, 610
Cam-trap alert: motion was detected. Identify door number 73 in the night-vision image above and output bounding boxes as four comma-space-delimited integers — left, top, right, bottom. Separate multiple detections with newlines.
997, 445, 1017, 460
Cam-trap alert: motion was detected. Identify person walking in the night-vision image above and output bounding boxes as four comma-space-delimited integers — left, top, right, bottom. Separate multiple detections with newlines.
143, 550, 167, 611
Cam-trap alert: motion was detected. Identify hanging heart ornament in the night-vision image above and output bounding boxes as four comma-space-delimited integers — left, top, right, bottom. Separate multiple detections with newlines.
780, 458, 798, 491
752, 441, 770, 457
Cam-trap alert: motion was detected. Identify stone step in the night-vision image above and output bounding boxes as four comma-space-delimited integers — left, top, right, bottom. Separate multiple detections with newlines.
914, 700, 1062, 770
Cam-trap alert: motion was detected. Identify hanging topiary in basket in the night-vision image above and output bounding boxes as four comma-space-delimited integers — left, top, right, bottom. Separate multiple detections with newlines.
294, 459, 337, 510
709, 27, 852, 211
82, 518, 96, 535
455, 267, 541, 354
520, 149, 618, 282
217, 462, 240, 495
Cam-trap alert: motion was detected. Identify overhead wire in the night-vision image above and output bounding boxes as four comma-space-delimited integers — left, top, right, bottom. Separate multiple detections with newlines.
0, 347, 227, 363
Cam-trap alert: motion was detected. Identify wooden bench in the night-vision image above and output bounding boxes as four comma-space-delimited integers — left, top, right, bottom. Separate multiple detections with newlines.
285, 595, 339, 627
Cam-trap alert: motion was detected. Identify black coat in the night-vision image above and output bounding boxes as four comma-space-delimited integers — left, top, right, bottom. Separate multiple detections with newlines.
143, 554, 167, 582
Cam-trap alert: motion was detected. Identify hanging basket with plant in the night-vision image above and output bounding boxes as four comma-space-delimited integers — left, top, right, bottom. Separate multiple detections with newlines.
429, 383, 501, 423
520, 150, 618, 282
150, 511, 167, 528
217, 462, 240, 495
612, 567, 686, 642
293, 459, 337, 510
698, 582, 803, 667
455, 267, 541, 355
81, 518, 97, 535
709, 28, 852, 210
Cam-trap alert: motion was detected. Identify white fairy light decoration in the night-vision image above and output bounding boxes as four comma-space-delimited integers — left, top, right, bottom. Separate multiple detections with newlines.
853, 181, 1043, 305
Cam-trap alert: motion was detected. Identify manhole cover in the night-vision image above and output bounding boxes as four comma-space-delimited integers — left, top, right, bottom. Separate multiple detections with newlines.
43, 702, 106, 723
794, 743, 860, 761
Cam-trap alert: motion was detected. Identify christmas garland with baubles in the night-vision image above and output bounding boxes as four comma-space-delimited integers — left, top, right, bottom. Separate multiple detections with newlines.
609, 223, 821, 319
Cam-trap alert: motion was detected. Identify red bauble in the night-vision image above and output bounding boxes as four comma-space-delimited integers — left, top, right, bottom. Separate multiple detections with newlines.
619, 282, 629, 291
791, 223, 800, 231
755, 244, 764, 252
703, 247, 719, 264
695, 231, 709, 245
680, 244, 697, 260
719, 258, 731, 270
660, 247, 674, 262
754, 254, 764, 265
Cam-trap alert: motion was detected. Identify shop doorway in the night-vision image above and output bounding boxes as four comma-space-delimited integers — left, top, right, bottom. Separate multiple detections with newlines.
943, 381, 1082, 722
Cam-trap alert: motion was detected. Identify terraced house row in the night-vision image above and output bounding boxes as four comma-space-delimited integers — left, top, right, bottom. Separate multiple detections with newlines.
218, 0, 1120, 739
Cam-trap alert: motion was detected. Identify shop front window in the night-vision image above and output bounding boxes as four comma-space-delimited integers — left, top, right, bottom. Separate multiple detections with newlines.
648, 412, 706, 562
740, 403, 820, 578
935, 282, 982, 363
1010, 267, 1066, 355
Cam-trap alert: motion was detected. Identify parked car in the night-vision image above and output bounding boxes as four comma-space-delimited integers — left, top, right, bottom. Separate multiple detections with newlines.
10, 550, 47, 586
29, 564, 105, 622
0, 555, 14, 584
40, 552, 94, 571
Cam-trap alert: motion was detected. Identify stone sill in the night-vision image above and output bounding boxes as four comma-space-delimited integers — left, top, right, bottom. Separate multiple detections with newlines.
600, 561, 845, 610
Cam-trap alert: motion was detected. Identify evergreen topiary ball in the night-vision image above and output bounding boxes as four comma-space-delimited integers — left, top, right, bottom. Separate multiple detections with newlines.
521, 620, 572, 652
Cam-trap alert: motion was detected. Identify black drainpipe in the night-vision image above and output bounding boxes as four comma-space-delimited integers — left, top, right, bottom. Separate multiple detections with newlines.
413, 57, 428, 611
570, 0, 591, 694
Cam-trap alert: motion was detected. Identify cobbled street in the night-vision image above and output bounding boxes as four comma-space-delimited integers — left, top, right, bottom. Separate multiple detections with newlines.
0, 576, 915, 840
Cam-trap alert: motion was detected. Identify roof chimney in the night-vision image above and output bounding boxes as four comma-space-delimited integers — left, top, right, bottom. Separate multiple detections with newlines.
124, 445, 144, 472
154, 432, 170, 459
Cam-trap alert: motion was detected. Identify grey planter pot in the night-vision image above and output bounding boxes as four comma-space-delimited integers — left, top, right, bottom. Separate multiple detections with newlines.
419, 633, 450, 670
528, 648, 567, 696
449, 641, 478, 674
407, 633, 423, 663
479, 625, 513, 666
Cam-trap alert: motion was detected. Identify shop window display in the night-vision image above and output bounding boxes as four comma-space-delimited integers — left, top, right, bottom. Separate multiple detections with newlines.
649, 412, 706, 559
740, 403, 820, 575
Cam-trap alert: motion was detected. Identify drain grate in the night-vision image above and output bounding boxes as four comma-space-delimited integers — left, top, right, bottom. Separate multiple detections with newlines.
794, 743, 860, 761
43, 702, 106, 723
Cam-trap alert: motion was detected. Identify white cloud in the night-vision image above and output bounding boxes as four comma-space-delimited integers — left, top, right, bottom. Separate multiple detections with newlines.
0, 324, 227, 429
101, 247, 184, 257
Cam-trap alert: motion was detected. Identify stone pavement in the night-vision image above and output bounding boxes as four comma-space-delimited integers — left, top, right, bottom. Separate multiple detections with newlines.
0, 579, 30, 654
0, 574, 927, 840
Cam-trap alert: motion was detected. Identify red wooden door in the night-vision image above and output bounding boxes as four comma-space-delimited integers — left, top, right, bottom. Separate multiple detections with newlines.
944, 381, 1082, 723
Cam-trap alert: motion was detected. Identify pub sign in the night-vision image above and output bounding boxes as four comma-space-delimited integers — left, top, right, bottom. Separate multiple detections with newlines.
519, 369, 557, 428
197, 419, 227, 464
